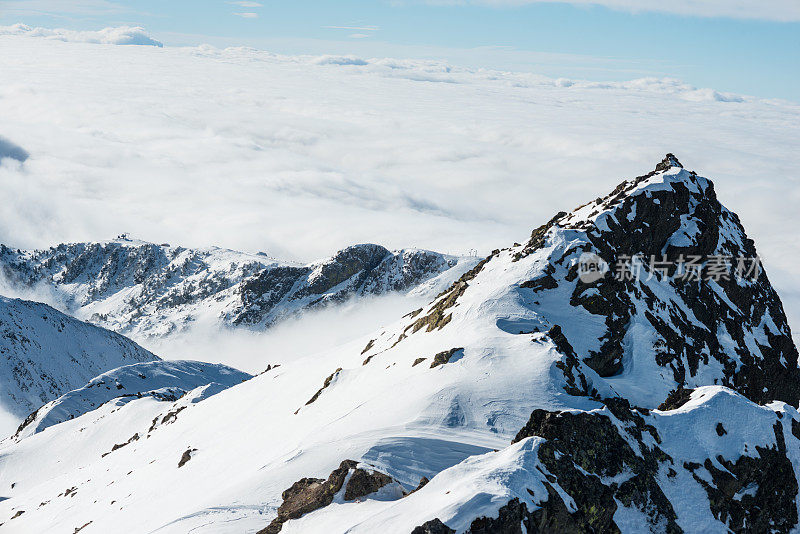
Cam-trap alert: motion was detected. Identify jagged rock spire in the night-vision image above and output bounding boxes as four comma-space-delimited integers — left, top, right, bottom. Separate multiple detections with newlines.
655, 153, 683, 172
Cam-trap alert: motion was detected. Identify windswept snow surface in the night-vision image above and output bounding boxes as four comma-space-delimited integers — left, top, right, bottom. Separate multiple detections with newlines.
0, 30, 798, 345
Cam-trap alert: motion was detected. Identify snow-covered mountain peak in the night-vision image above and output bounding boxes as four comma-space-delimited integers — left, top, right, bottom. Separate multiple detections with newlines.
378, 155, 799, 408
523, 154, 699, 242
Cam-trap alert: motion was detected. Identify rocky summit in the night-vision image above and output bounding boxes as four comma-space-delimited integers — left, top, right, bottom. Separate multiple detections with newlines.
1, 156, 799, 534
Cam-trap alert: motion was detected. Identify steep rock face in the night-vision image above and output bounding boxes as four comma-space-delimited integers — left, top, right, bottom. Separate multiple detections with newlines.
549, 154, 800, 404
491, 389, 799, 533
0, 296, 158, 422
394, 155, 800, 407
232, 245, 457, 327
0, 240, 461, 338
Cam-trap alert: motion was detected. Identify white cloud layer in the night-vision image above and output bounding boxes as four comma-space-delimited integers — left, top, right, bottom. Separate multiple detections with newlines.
0, 23, 162, 46
233, 12, 259, 18
425, 0, 800, 22
0, 27, 799, 341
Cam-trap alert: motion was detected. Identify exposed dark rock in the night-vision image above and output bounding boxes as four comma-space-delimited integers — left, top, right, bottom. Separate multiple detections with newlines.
504, 395, 800, 534
655, 153, 683, 173
412, 358, 427, 367
361, 339, 375, 355
573, 165, 800, 401
149, 405, 186, 434
0, 241, 456, 337
101, 433, 139, 457
408, 477, 430, 494
468, 497, 533, 533
259, 460, 398, 534
513, 401, 679, 533
550, 326, 596, 398
658, 387, 695, 411
305, 368, 342, 405
688, 422, 798, 533
430, 348, 464, 369
13, 407, 40, 439
403, 256, 492, 337
520, 274, 559, 292
177, 448, 196, 468
504, 156, 800, 405
405, 308, 423, 319
343, 466, 394, 501
410, 518, 455, 534
236, 245, 456, 327
513, 212, 569, 261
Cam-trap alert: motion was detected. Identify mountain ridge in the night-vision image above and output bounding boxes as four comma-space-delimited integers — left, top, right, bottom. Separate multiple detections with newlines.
0, 295, 158, 427
1, 156, 799, 533
0, 239, 472, 340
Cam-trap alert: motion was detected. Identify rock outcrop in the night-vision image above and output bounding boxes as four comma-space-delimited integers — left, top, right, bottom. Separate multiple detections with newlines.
259, 460, 402, 533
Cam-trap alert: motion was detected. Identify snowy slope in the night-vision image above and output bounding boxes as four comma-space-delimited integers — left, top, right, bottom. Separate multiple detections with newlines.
0, 295, 157, 428
0, 239, 468, 339
0, 157, 797, 533
12, 360, 251, 440
288, 386, 800, 534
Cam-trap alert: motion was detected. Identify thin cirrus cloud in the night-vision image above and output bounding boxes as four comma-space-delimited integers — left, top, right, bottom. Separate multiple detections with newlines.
422, 0, 800, 22
229, 1, 261, 18
323, 25, 380, 39
323, 25, 381, 31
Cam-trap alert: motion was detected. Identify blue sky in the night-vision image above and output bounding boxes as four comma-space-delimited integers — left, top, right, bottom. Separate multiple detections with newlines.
1, 0, 799, 101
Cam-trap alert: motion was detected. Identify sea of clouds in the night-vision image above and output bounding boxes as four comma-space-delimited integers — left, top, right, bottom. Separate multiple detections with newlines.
1, 26, 799, 346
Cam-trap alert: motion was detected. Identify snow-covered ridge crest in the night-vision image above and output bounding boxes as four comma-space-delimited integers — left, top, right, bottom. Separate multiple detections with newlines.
0, 295, 158, 426
0, 238, 470, 339
0, 24, 163, 47
383, 154, 799, 407
11, 360, 251, 440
